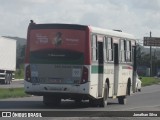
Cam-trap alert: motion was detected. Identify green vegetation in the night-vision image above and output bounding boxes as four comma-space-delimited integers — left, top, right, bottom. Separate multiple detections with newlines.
141, 77, 160, 86
0, 88, 29, 99
15, 65, 24, 79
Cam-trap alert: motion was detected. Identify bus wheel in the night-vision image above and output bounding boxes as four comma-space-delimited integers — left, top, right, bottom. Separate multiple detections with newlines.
4, 73, 9, 84
99, 83, 108, 107
118, 96, 127, 104
7, 74, 12, 84
127, 81, 131, 95
43, 96, 61, 107
138, 88, 141, 92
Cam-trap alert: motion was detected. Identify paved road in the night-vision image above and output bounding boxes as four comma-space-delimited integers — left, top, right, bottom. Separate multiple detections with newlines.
0, 84, 160, 111
0, 80, 24, 88
0, 84, 160, 119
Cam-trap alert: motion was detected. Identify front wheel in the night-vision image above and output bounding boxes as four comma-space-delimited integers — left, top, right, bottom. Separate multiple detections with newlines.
7, 74, 12, 84
127, 81, 131, 95
99, 83, 108, 107
138, 88, 141, 92
3, 73, 9, 84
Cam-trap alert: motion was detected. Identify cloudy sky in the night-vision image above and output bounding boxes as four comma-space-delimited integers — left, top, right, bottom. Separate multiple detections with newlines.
0, 0, 160, 41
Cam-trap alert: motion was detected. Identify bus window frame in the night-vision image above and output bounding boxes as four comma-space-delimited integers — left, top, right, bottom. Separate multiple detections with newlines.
119, 39, 126, 63
104, 36, 114, 63
126, 40, 132, 62
91, 34, 98, 62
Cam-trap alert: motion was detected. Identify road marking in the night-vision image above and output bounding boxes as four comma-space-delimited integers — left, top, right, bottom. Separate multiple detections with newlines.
120, 105, 160, 111
134, 90, 160, 95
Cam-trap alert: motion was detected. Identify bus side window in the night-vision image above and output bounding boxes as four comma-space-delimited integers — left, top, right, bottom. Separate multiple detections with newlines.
120, 39, 126, 62
126, 41, 131, 62
105, 37, 113, 61
92, 35, 98, 61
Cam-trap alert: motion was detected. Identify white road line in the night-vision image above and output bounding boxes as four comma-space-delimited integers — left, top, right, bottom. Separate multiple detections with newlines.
120, 105, 160, 111
134, 90, 160, 95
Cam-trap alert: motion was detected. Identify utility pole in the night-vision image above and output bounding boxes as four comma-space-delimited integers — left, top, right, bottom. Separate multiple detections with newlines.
150, 31, 152, 77
144, 32, 160, 76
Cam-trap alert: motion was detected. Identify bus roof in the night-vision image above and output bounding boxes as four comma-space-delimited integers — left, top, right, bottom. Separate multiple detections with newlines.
29, 22, 136, 40
29, 23, 87, 30
89, 26, 136, 40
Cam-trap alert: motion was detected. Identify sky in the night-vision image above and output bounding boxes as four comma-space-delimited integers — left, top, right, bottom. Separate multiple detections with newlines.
0, 0, 160, 42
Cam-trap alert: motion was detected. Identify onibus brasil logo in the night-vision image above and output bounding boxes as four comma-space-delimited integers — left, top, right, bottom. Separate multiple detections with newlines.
1, 112, 42, 118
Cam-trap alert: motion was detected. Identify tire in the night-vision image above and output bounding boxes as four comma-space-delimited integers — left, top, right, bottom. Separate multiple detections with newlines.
118, 82, 128, 105
127, 81, 131, 95
8, 74, 12, 84
4, 73, 9, 84
99, 83, 108, 107
118, 96, 127, 104
135, 84, 138, 92
43, 96, 61, 107
6, 74, 9, 84
138, 89, 141, 92
7, 74, 11, 84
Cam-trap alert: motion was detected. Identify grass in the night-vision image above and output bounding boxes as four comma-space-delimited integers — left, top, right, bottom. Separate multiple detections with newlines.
15, 64, 24, 79
0, 88, 30, 99
15, 69, 24, 79
141, 77, 160, 86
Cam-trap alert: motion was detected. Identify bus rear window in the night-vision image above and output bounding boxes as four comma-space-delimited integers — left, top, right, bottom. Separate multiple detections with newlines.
29, 29, 86, 64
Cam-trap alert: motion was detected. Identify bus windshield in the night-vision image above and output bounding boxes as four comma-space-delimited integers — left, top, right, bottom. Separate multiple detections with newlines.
29, 29, 86, 64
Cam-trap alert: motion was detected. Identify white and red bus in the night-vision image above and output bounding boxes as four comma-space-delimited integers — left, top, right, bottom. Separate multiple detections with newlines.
24, 21, 137, 107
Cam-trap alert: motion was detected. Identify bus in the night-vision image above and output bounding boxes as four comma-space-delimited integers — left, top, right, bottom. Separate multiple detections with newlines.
24, 20, 137, 107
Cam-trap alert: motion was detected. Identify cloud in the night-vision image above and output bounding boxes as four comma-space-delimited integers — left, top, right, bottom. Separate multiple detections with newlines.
0, 0, 160, 39
131, 0, 160, 11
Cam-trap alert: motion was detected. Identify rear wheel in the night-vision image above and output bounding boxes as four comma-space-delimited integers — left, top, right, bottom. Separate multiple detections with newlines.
89, 83, 108, 107
138, 88, 141, 92
3, 73, 9, 84
99, 83, 108, 107
127, 81, 131, 95
118, 96, 127, 104
7, 74, 12, 84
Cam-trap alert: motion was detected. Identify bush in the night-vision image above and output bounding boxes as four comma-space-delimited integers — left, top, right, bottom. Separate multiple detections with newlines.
15, 64, 24, 79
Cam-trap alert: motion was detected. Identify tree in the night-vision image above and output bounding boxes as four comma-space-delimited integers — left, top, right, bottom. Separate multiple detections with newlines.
16, 44, 26, 68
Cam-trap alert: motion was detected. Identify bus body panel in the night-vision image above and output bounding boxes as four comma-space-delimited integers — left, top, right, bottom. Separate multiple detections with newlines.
117, 64, 133, 96
24, 81, 90, 97
24, 22, 137, 103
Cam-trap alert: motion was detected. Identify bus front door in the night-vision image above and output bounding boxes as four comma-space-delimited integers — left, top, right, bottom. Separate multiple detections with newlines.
98, 42, 104, 97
